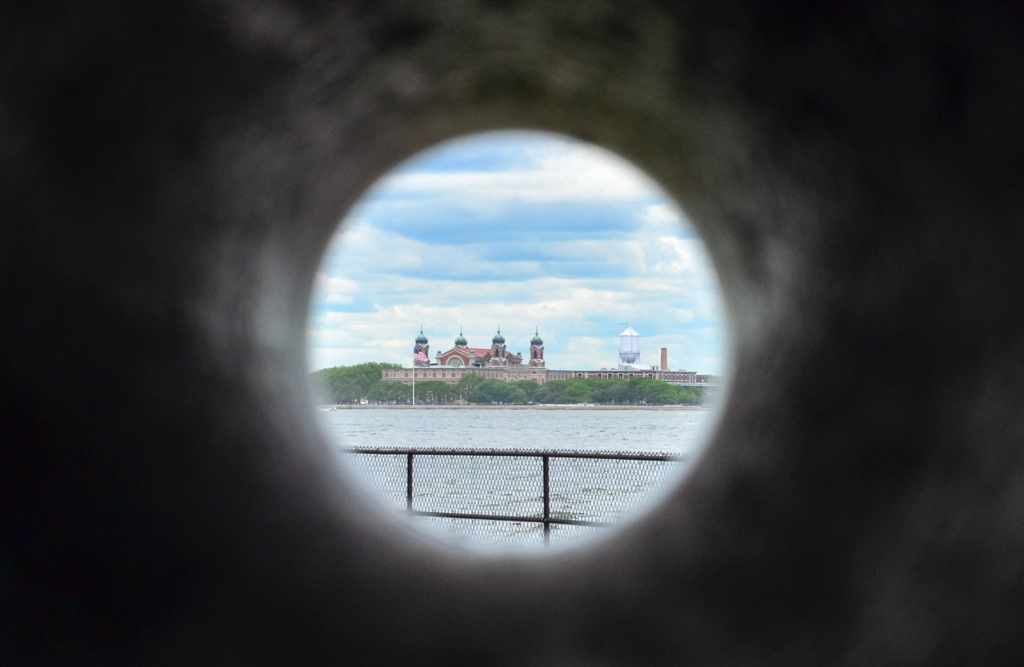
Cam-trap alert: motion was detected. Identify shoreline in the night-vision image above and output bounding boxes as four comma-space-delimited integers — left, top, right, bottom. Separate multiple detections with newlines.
321, 404, 711, 411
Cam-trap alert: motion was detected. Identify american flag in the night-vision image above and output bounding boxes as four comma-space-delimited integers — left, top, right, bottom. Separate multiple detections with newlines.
413, 348, 429, 363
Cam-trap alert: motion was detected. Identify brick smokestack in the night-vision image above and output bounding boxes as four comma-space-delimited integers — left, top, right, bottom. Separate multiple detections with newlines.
661, 348, 668, 370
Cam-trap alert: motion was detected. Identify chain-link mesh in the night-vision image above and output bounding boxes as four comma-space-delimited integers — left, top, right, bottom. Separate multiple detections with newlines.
549, 457, 683, 524
346, 452, 409, 511
412, 454, 543, 518
341, 448, 686, 546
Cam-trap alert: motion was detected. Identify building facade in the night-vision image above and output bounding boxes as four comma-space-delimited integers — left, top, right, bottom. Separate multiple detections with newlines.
381, 328, 712, 387
381, 366, 710, 386
433, 327, 526, 368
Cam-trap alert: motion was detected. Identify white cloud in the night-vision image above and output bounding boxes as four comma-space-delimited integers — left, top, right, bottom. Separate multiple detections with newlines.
646, 236, 704, 275
306, 132, 728, 375
314, 275, 360, 305
308, 272, 724, 372
642, 203, 681, 224
564, 336, 617, 370
378, 144, 655, 203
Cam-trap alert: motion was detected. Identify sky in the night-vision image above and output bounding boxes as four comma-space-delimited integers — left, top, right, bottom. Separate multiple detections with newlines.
307, 130, 726, 375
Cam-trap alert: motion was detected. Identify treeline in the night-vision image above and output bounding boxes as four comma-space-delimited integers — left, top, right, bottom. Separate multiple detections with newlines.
311, 362, 707, 406
523, 376, 707, 405
310, 362, 401, 403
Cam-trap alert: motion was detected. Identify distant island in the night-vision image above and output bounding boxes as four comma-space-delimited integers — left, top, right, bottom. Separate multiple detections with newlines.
311, 362, 714, 406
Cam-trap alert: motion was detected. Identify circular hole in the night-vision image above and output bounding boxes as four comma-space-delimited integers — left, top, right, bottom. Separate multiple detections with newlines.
307, 130, 729, 551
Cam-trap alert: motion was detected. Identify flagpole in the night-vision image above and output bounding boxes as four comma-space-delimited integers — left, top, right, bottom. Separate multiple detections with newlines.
411, 347, 417, 406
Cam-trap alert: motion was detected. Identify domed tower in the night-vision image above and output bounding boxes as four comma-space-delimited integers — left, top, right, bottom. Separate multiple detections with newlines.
619, 326, 640, 366
413, 326, 430, 366
454, 327, 468, 348
529, 327, 545, 367
490, 326, 507, 363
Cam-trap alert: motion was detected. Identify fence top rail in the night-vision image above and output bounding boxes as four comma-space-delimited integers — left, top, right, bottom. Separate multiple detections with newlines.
338, 446, 687, 462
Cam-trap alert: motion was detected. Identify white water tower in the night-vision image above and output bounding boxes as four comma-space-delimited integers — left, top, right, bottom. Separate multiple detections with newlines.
619, 326, 640, 365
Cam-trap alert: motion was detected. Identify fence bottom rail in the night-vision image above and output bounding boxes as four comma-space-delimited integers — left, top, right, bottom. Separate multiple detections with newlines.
411, 509, 608, 528
343, 447, 684, 545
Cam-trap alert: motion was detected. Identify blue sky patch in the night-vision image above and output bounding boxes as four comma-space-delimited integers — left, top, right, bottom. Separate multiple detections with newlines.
308, 131, 726, 375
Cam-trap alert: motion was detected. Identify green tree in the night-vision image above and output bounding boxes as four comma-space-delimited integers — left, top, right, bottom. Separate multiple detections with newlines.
366, 381, 412, 403
562, 378, 593, 403
601, 381, 630, 404
534, 380, 567, 403
467, 378, 528, 404
310, 362, 402, 403
585, 378, 628, 403
675, 386, 707, 405
414, 380, 457, 404
513, 380, 540, 402
505, 387, 530, 404
643, 382, 679, 405
455, 372, 485, 400
627, 376, 664, 404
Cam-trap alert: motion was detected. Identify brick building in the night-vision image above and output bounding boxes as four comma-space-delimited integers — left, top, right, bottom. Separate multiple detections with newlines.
381, 328, 712, 388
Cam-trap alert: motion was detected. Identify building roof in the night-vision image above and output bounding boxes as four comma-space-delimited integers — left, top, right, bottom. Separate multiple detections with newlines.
439, 346, 491, 359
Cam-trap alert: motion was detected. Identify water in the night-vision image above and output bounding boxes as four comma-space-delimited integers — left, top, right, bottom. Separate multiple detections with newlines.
321, 406, 713, 454
320, 407, 715, 548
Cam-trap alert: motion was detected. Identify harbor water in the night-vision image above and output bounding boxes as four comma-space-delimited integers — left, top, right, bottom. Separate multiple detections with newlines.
320, 407, 716, 548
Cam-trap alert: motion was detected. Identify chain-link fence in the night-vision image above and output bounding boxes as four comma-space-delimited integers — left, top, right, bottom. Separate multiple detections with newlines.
341, 447, 686, 546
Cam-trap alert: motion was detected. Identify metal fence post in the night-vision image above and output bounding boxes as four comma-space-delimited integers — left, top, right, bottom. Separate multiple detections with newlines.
407, 452, 414, 512
542, 455, 550, 545
341, 448, 685, 539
